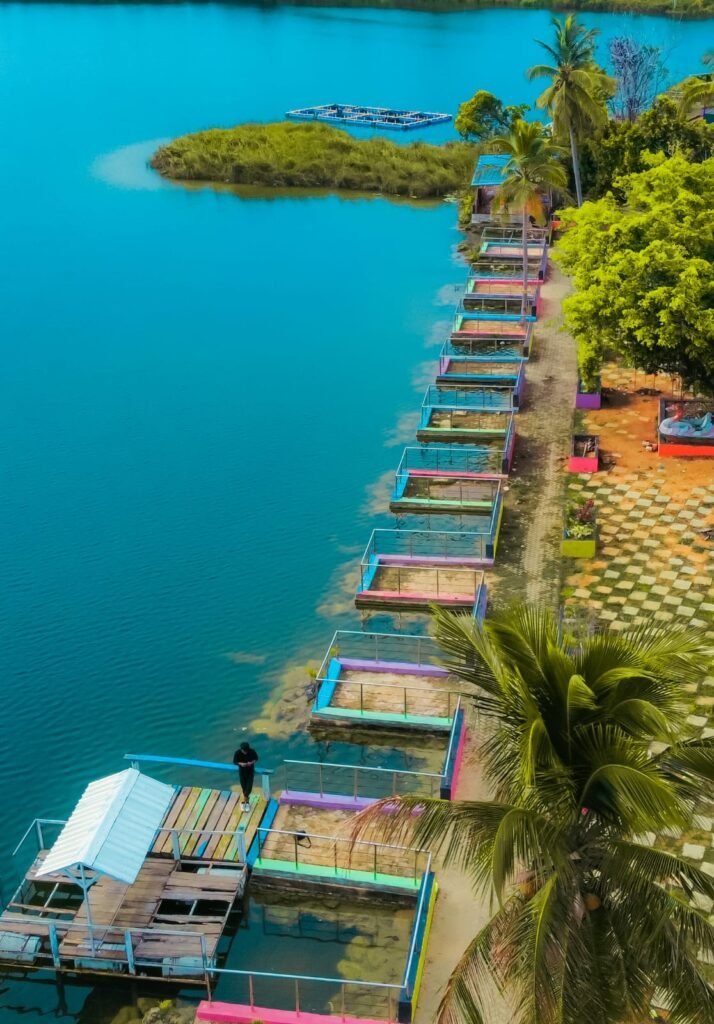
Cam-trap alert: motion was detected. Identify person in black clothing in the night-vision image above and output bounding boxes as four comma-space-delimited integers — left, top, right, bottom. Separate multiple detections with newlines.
233, 741, 259, 812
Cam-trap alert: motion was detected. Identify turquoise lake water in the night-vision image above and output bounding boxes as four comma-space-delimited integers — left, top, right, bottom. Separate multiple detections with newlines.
0, 3, 708, 1018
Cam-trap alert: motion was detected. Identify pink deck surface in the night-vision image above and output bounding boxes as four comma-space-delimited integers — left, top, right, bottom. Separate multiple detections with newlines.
197, 1002, 385, 1024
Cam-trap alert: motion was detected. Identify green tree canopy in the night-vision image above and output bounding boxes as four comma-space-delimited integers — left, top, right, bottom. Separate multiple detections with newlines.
555, 153, 714, 394
455, 90, 528, 142
354, 605, 714, 1024
579, 97, 714, 199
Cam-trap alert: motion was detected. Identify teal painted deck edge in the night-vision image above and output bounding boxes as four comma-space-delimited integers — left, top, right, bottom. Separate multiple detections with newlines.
252, 858, 421, 890
313, 705, 452, 729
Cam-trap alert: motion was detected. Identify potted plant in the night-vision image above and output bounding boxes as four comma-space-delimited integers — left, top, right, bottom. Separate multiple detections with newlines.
575, 348, 602, 409
561, 499, 597, 558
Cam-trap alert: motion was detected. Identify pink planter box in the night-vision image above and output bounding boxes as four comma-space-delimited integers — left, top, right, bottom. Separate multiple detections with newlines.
568, 434, 599, 473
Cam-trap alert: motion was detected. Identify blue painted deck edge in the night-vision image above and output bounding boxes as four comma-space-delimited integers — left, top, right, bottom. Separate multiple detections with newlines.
440, 709, 465, 799
247, 797, 280, 868
398, 870, 436, 1023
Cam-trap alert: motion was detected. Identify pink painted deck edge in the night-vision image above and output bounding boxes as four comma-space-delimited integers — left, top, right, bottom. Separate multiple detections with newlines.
450, 724, 467, 798
406, 469, 502, 481
196, 1001, 384, 1024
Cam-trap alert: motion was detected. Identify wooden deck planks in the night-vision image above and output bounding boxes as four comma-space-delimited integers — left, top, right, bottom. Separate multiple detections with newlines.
202, 793, 241, 860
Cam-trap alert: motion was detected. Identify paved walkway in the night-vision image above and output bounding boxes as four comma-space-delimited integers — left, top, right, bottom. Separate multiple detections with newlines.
562, 364, 714, 890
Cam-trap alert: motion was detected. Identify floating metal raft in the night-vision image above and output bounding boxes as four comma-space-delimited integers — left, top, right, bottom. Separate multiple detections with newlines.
285, 103, 452, 131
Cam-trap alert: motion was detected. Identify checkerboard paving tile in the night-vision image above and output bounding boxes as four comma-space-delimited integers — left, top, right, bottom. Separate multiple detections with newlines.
561, 363, 714, 928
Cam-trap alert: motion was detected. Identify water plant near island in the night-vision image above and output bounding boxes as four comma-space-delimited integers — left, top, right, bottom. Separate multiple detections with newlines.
353, 605, 714, 1024
151, 121, 475, 199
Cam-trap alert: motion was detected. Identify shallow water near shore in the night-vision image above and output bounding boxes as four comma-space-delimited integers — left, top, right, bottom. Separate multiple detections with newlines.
0, 2, 708, 1019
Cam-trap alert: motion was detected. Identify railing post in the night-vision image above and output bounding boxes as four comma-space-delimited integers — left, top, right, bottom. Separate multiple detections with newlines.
319, 763, 324, 798
261, 772, 271, 800
353, 767, 358, 800
249, 973, 255, 1010
294, 834, 299, 868
237, 827, 247, 864
35, 820, 44, 851
124, 929, 136, 974
360, 683, 364, 712
373, 843, 377, 880
171, 830, 181, 861
403, 687, 407, 719
392, 771, 397, 796
341, 982, 347, 1020
48, 923, 60, 968
295, 979, 301, 1016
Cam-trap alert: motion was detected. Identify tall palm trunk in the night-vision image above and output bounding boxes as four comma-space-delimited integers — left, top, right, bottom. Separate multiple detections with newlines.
521, 205, 529, 322
568, 122, 583, 206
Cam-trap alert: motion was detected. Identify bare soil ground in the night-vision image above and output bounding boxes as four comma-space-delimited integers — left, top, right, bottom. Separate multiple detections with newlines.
486, 265, 578, 609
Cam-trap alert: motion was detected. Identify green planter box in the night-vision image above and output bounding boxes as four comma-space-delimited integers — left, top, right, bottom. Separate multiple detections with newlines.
561, 532, 597, 558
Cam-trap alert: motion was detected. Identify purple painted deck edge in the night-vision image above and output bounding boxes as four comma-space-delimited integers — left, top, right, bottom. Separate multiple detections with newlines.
378, 554, 486, 568
339, 657, 449, 677
279, 790, 374, 812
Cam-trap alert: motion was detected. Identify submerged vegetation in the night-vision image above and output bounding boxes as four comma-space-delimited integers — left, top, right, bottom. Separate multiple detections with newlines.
151, 121, 474, 198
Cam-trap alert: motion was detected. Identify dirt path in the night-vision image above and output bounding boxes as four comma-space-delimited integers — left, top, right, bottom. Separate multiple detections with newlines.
488, 265, 578, 609
414, 267, 578, 1024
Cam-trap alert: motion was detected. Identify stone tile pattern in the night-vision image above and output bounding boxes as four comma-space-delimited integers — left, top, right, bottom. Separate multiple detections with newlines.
562, 367, 714, 930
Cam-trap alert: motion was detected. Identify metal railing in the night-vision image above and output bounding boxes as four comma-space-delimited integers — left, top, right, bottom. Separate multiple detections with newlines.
393, 465, 501, 517
441, 336, 527, 359
419, 407, 514, 435
280, 759, 447, 799
316, 629, 444, 679
358, 560, 486, 606
253, 826, 431, 883
395, 445, 504, 477
206, 967, 404, 1019
482, 223, 549, 242
422, 384, 514, 411
361, 527, 489, 562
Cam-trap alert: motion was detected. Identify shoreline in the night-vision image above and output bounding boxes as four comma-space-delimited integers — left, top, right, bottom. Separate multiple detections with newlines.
15, 1, 714, 20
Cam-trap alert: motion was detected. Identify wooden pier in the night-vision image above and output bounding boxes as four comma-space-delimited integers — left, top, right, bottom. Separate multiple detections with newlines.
0, 770, 268, 984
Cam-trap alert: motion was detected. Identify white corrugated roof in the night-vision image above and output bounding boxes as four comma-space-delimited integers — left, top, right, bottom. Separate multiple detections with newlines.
37, 768, 175, 885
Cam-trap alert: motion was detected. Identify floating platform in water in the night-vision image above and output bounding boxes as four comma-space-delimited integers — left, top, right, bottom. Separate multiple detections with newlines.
463, 279, 540, 318
285, 103, 452, 131
437, 351, 526, 403
311, 631, 458, 735
451, 314, 534, 355
391, 463, 502, 518
356, 528, 491, 610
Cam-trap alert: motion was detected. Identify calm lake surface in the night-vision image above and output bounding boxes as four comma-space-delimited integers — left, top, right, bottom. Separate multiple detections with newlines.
0, 2, 707, 1018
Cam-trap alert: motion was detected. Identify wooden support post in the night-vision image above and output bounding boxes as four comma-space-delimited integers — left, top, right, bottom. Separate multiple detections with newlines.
48, 923, 60, 968
124, 930, 136, 974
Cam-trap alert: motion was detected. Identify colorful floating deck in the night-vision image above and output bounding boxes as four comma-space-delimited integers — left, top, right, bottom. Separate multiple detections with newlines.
285, 103, 451, 131
463, 279, 540, 318
450, 314, 534, 355
196, 864, 437, 1022
441, 335, 528, 361
658, 398, 714, 458
391, 451, 503, 523
417, 389, 516, 445
0, 765, 268, 985
436, 352, 526, 405
356, 528, 490, 610
311, 630, 458, 734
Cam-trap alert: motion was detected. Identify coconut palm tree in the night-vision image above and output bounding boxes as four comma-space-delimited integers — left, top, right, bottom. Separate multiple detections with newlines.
480, 121, 567, 319
353, 606, 714, 1024
527, 15, 615, 207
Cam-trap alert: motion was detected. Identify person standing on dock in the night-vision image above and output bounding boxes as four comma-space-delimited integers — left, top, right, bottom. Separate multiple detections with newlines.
233, 741, 259, 812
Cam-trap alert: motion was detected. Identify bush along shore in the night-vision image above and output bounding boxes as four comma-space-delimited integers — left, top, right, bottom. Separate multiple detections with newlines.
151, 121, 475, 199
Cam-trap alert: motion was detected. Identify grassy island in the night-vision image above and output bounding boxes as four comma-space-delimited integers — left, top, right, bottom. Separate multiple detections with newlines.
151, 121, 475, 199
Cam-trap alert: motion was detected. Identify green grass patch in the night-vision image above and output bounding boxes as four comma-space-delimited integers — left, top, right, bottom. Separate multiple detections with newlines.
151, 120, 475, 199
